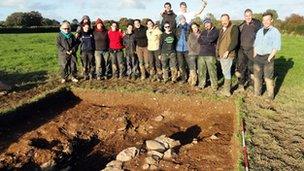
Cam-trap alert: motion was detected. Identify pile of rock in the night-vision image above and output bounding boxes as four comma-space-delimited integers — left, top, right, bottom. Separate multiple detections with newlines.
101, 135, 181, 171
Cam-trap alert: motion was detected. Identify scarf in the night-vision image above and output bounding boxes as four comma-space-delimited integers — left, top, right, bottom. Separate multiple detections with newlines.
60, 31, 72, 39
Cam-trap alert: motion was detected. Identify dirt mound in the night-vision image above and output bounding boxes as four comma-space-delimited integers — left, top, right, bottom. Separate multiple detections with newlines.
0, 89, 237, 170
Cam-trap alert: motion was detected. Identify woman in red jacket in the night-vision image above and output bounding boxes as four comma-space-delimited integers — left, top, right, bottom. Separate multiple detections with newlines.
108, 22, 125, 78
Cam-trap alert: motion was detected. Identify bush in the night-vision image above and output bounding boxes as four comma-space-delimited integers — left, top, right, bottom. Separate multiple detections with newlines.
0, 26, 76, 34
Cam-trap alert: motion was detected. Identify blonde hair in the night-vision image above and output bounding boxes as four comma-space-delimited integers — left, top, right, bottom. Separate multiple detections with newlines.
60, 21, 71, 31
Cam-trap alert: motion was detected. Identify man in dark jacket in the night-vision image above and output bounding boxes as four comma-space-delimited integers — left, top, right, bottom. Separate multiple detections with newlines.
160, 2, 177, 32
93, 18, 110, 80
134, 19, 149, 80
123, 23, 139, 79
57, 21, 79, 83
80, 22, 95, 80
236, 9, 262, 92
197, 18, 219, 91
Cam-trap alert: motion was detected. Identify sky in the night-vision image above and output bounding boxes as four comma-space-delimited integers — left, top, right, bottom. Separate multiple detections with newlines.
0, 0, 304, 22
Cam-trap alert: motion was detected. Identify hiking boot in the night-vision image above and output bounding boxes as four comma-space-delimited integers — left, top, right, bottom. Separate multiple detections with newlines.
171, 68, 178, 83
265, 78, 275, 100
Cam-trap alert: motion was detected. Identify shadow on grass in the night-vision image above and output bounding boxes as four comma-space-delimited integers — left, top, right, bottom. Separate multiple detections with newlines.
274, 56, 294, 97
0, 89, 81, 153
0, 70, 49, 92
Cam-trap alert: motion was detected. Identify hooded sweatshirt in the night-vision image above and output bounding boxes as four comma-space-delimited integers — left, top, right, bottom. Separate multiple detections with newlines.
161, 10, 177, 31
93, 19, 109, 51
134, 25, 148, 47
146, 27, 162, 51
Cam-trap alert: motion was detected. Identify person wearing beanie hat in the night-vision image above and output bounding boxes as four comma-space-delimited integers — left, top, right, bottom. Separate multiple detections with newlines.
197, 18, 219, 91
178, 0, 208, 24
79, 22, 95, 80
93, 18, 110, 80
176, 15, 190, 84
56, 21, 79, 83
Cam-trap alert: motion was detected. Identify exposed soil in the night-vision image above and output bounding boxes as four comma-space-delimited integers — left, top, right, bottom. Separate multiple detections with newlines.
0, 88, 238, 171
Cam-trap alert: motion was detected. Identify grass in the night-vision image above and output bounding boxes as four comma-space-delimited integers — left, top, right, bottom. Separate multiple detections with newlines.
0, 33, 304, 170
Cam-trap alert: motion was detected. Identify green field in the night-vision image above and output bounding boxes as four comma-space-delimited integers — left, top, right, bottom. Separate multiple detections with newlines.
0, 33, 304, 170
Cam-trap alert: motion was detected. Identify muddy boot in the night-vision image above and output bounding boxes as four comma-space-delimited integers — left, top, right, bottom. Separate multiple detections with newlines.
140, 66, 146, 80
235, 84, 245, 93
163, 69, 169, 83
188, 70, 197, 87
149, 69, 157, 82
179, 69, 187, 84
221, 79, 232, 97
156, 68, 162, 82
265, 78, 275, 100
112, 64, 118, 79
171, 68, 178, 83
254, 77, 262, 96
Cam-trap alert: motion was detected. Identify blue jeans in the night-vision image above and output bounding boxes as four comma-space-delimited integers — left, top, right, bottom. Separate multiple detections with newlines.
219, 58, 233, 79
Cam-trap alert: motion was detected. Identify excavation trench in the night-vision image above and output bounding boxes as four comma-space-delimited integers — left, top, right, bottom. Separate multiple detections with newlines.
0, 88, 238, 170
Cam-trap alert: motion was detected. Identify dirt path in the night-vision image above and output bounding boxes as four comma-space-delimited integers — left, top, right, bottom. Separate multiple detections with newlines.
0, 89, 238, 170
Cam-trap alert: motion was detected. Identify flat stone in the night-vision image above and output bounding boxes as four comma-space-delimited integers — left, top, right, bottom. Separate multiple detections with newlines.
145, 140, 166, 152
155, 135, 181, 149
210, 135, 219, 140
163, 149, 173, 160
154, 115, 164, 122
116, 147, 139, 162
106, 160, 123, 168
142, 163, 150, 170
145, 156, 157, 165
147, 150, 164, 160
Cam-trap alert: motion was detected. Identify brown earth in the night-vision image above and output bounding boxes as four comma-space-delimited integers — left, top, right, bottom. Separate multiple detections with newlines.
0, 88, 238, 171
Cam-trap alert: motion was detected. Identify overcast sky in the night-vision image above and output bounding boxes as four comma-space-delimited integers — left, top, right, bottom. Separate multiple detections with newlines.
1, 0, 303, 22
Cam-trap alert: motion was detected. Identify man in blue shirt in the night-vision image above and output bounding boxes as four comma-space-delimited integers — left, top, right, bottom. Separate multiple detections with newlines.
253, 12, 281, 100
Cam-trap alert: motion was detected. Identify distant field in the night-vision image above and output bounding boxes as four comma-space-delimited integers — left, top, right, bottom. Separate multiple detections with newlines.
0, 33, 303, 170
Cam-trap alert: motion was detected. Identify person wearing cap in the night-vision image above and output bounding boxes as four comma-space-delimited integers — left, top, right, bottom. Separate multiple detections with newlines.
146, 19, 163, 82
187, 22, 201, 87
123, 23, 139, 80
93, 18, 110, 80
160, 2, 177, 31
216, 14, 239, 97
253, 12, 281, 100
235, 9, 262, 92
178, 1, 207, 24
108, 22, 126, 79
133, 19, 149, 80
176, 15, 190, 84
79, 22, 95, 80
159, 22, 178, 83
56, 21, 79, 83
76, 15, 91, 38
197, 18, 219, 91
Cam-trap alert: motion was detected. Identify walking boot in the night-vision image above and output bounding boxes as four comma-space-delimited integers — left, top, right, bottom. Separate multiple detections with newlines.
221, 79, 232, 97
265, 78, 275, 100
163, 69, 169, 83
171, 68, 178, 83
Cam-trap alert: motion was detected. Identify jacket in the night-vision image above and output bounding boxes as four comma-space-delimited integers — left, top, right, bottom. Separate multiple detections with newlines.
198, 27, 219, 56
146, 27, 162, 51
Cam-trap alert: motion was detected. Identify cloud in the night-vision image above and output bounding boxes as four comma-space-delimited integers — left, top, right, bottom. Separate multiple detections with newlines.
120, 0, 146, 9
27, 3, 56, 11
0, 0, 26, 7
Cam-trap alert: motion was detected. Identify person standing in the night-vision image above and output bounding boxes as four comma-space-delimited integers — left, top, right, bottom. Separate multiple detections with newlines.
236, 9, 262, 92
93, 18, 110, 80
216, 14, 239, 97
146, 19, 163, 82
176, 15, 191, 84
178, 1, 207, 24
187, 22, 201, 87
160, 2, 177, 31
76, 15, 91, 38
56, 21, 79, 83
134, 19, 149, 80
197, 18, 219, 91
160, 22, 178, 83
79, 22, 95, 80
253, 12, 281, 100
123, 23, 139, 79
108, 22, 125, 79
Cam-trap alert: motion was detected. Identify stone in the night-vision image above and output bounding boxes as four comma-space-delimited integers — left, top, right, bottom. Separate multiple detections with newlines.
142, 163, 150, 170
149, 164, 158, 170
106, 160, 123, 168
147, 150, 164, 160
145, 156, 157, 165
163, 149, 174, 160
210, 135, 219, 140
154, 115, 164, 122
155, 135, 181, 149
192, 138, 198, 144
145, 140, 166, 152
116, 147, 139, 162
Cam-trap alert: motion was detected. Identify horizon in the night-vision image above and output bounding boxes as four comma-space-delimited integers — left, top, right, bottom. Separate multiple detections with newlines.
1, 0, 304, 22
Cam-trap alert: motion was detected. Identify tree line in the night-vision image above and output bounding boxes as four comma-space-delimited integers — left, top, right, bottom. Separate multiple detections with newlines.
0, 10, 304, 35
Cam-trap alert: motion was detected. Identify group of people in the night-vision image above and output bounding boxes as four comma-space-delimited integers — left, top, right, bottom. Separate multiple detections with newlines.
56, 1, 281, 100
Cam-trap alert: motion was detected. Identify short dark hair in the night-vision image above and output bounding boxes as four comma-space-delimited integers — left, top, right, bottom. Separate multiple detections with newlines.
262, 12, 273, 18
180, 2, 187, 7
146, 19, 154, 26
221, 13, 230, 20
164, 2, 171, 7
244, 9, 253, 14
133, 19, 141, 23
111, 21, 119, 27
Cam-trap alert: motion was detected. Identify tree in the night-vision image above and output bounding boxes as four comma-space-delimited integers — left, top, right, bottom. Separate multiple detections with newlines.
265, 9, 279, 21
24, 11, 43, 26
42, 18, 60, 26
5, 12, 26, 26
0, 21, 5, 27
